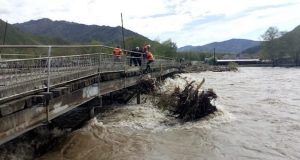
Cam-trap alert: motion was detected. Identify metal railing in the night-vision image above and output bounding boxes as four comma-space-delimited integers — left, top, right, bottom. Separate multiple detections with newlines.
0, 45, 178, 102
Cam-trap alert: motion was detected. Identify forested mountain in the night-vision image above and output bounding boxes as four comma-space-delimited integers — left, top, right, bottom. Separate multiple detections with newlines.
1, 18, 176, 58
178, 39, 260, 54
0, 19, 67, 45
241, 45, 261, 54
14, 18, 149, 46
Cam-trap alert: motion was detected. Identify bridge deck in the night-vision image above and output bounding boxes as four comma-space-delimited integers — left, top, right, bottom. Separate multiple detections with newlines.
0, 53, 174, 102
0, 45, 180, 145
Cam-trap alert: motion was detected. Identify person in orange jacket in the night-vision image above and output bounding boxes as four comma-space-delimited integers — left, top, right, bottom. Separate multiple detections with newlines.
145, 48, 154, 73
142, 44, 150, 64
113, 46, 123, 62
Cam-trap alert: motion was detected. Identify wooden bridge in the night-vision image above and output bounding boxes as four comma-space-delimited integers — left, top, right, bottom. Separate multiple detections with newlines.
0, 45, 180, 145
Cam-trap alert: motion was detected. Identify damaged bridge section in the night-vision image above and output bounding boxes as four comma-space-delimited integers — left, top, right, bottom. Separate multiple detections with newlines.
0, 45, 181, 145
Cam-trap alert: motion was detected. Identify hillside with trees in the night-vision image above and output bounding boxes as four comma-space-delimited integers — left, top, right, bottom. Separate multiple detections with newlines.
1, 18, 179, 59
14, 18, 150, 46
260, 25, 300, 66
0, 19, 67, 45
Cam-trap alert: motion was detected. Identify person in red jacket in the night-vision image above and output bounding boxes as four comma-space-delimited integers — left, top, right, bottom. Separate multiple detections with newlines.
145, 49, 154, 73
113, 46, 123, 62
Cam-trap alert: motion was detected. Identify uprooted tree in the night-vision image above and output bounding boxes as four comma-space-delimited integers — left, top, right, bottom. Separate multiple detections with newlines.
140, 77, 218, 122
157, 79, 217, 121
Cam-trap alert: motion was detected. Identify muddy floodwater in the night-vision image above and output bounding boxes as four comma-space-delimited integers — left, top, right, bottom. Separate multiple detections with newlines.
3, 67, 300, 160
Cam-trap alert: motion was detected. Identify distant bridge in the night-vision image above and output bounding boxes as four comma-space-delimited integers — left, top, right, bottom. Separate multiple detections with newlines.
0, 45, 180, 145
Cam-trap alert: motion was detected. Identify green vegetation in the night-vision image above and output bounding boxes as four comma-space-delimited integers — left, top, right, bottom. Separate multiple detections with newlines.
9, 17, 300, 65
2, 18, 216, 61
154, 39, 177, 57
261, 26, 300, 66
0, 19, 67, 45
125, 37, 147, 50
125, 38, 215, 61
0, 19, 39, 45
0, 19, 180, 59
0, 19, 70, 58
227, 62, 238, 71
124, 38, 178, 58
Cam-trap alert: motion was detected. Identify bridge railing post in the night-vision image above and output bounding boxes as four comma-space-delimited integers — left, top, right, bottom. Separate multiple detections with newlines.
47, 46, 52, 93
139, 53, 143, 75
160, 59, 162, 82
98, 47, 102, 105
46, 46, 52, 123
123, 50, 126, 88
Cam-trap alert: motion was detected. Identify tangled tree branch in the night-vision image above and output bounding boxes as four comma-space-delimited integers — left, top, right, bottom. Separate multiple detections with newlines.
157, 78, 217, 122
138, 77, 218, 122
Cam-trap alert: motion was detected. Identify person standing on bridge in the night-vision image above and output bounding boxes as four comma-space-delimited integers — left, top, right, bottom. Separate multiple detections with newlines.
130, 47, 139, 66
137, 47, 143, 66
143, 43, 150, 52
145, 45, 154, 73
142, 44, 150, 65
113, 46, 123, 62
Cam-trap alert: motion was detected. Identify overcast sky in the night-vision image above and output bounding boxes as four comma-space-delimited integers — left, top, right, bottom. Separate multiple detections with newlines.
1, 0, 300, 47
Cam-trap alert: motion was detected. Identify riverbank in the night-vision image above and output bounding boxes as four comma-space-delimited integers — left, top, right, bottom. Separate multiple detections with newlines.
182, 63, 238, 72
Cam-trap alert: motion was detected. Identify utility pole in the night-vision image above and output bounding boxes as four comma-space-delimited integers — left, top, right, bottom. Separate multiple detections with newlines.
0, 21, 8, 55
121, 13, 125, 49
213, 48, 216, 65
2, 21, 8, 45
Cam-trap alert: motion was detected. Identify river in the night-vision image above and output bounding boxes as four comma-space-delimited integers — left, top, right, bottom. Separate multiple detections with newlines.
4, 67, 300, 160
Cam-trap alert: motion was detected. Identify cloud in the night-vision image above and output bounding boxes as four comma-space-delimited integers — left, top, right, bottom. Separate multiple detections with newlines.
244, 2, 296, 14
0, 9, 9, 15
183, 14, 225, 30
1, 0, 300, 47
0, 0, 14, 15
142, 12, 176, 19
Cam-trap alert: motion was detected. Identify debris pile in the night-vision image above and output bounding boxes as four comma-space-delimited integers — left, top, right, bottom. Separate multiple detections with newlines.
157, 79, 217, 121
140, 77, 218, 122
137, 78, 156, 93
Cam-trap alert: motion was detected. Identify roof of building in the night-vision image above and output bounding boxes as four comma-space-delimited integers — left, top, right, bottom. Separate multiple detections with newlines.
217, 59, 260, 62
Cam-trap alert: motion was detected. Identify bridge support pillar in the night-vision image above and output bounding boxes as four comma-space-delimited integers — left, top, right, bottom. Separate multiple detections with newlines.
110, 93, 114, 104
89, 107, 95, 118
137, 92, 141, 104
98, 96, 102, 107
